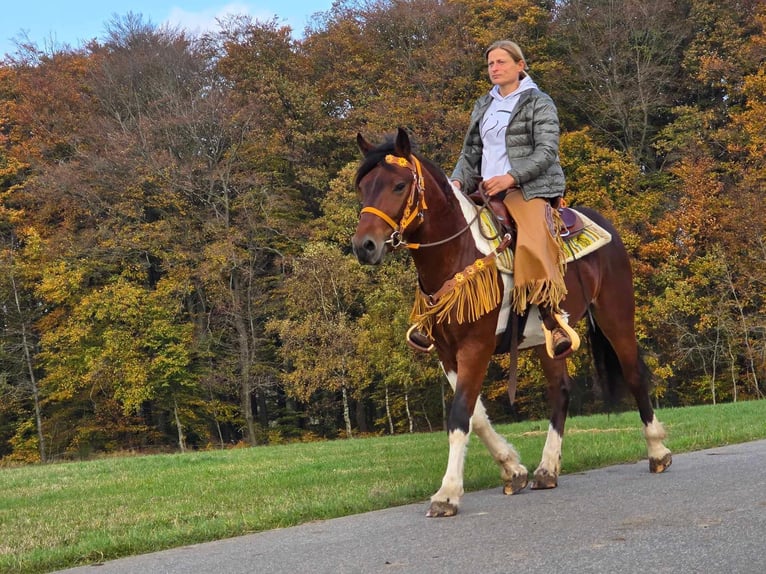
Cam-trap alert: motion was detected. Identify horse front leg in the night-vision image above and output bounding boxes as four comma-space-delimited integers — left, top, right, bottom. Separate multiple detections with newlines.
471, 396, 528, 495
427, 334, 502, 517
531, 349, 571, 489
427, 351, 528, 517
427, 366, 474, 517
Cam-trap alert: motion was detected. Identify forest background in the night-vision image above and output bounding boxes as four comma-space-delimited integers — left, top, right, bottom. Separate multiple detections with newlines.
0, 0, 764, 464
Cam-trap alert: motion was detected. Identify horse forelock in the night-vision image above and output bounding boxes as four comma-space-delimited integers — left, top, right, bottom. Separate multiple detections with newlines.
354, 142, 396, 189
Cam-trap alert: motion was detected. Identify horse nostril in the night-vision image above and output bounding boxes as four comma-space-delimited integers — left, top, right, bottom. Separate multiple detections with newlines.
363, 239, 376, 253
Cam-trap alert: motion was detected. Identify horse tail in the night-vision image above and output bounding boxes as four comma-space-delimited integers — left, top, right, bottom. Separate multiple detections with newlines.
588, 320, 621, 404
588, 319, 651, 405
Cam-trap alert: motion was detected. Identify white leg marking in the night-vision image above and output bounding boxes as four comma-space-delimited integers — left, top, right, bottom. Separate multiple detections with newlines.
536, 423, 562, 476
643, 415, 671, 460
443, 368, 457, 392
431, 428, 468, 506
431, 368, 466, 507
441, 368, 527, 495
471, 398, 527, 484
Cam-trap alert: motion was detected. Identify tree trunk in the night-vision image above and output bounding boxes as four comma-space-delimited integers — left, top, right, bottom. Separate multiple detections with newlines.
385, 384, 394, 434
728, 340, 738, 402
725, 263, 762, 398
173, 397, 186, 452
240, 379, 257, 446
404, 390, 413, 433
341, 386, 353, 438
421, 402, 433, 432
231, 273, 257, 445
208, 387, 225, 448
355, 398, 368, 433
12, 275, 46, 463
256, 382, 269, 428
710, 322, 720, 405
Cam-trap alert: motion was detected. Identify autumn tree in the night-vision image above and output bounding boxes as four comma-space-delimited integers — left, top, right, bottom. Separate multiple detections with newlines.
2, 0, 766, 462
551, 0, 690, 167
267, 242, 370, 437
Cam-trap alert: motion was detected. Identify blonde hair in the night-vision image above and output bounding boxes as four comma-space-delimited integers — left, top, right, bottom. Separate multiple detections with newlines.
484, 40, 528, 71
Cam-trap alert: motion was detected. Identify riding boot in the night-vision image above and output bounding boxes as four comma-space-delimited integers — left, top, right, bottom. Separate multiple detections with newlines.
538, 305, 573, 358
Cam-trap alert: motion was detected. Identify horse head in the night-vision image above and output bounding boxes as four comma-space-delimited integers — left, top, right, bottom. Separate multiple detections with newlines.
352, 128, 428, 265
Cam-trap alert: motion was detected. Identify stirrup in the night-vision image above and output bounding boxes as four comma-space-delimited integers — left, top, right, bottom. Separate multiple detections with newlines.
406, 324, 434, 352
542, 314, 580, 359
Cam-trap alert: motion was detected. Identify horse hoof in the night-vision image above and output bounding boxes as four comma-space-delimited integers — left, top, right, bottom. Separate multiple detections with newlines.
531, 469, 558, 490
503, 472, 529, 495
650, 452, 672, 473
426, 500, 458, 517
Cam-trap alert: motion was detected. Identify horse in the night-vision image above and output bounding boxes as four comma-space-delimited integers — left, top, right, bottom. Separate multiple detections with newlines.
351, 128, 672, 518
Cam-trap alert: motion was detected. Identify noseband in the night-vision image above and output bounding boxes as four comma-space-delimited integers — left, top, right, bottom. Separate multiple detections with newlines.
360, 154, 483, 250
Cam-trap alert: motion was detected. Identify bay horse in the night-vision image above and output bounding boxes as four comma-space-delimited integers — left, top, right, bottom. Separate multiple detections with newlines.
351, 128, 672, 518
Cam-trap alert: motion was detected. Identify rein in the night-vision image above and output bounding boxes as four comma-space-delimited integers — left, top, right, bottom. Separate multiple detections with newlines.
361, 154, 484, 250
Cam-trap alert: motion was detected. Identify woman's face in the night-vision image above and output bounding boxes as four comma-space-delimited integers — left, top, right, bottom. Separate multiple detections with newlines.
486, 48, 525, 93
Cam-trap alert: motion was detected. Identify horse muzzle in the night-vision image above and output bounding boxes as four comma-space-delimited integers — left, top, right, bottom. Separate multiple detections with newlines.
351, 232, 387, 265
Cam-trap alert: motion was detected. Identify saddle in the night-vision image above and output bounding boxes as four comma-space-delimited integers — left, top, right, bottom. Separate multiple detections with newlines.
468, 191, 584, 240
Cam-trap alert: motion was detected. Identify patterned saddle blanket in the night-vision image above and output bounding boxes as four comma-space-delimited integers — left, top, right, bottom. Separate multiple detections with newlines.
477, 206, 612, 275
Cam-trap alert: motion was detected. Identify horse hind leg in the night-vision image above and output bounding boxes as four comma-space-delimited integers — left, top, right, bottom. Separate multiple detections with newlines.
531, 349, 570, 489
590, 318, 672, 473
644, 412, 672, 473
632, 353, 672, 472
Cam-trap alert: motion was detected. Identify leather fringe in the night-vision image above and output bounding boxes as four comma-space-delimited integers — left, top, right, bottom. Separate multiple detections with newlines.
410, 257, 501, 339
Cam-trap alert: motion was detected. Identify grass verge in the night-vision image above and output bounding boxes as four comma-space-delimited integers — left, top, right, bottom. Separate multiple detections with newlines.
2, 400, 765, 573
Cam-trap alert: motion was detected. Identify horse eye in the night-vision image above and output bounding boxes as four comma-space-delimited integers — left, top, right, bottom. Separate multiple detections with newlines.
394, 182, 407, 192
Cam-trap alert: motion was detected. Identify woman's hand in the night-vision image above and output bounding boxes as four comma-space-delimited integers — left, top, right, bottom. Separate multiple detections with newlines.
483, 174, 515, 196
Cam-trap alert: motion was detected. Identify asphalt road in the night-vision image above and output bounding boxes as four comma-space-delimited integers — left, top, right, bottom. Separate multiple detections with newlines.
57, 439, 766, 574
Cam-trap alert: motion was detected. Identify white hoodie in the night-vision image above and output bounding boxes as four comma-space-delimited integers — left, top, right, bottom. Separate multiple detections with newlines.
480, 75, 539, 180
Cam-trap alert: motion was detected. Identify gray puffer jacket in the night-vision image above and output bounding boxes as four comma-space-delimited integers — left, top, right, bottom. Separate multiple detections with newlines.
450, 88, 566, 201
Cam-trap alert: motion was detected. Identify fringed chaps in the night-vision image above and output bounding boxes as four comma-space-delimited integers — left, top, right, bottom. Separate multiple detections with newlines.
503, 191, 567, 315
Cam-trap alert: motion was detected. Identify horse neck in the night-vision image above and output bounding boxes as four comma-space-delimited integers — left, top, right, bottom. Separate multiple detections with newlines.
409, 177, 481, 295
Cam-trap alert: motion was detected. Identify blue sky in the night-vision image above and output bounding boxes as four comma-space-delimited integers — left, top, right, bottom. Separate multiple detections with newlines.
1, 1, 335, 58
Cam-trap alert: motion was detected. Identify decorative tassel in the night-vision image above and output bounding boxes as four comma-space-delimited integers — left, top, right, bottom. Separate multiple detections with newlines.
410, 257, 502, 339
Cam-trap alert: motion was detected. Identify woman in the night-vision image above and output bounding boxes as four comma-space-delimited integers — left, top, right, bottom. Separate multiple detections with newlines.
450, 40, 573, 358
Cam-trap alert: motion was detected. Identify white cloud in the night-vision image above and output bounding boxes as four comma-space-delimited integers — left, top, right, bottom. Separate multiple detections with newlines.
164, 3, 274, 36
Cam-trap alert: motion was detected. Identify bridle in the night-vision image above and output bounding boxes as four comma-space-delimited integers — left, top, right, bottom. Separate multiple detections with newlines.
360, 154, 483, 250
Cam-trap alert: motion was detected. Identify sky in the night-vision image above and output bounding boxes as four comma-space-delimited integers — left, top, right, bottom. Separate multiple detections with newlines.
1, 1, 335, 58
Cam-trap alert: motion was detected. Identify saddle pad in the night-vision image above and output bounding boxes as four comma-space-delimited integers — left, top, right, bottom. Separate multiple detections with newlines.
478, 207, 611, 273
562, 211, 612, 262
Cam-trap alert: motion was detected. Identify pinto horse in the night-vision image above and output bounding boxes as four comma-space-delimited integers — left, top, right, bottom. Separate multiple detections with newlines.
352, 128, 672, 518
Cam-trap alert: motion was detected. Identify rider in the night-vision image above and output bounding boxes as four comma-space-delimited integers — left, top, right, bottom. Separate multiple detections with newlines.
409, 40, 572, 358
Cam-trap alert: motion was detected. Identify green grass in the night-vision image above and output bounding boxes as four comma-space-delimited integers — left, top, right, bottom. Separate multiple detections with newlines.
2, 401, 766, 574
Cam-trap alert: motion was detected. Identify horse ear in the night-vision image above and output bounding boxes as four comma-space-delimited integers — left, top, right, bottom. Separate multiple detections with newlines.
394, 127, 412, 158
357, 133, 374, 156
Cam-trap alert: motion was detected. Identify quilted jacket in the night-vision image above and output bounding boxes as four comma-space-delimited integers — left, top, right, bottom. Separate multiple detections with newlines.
450, 88, 566, 201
